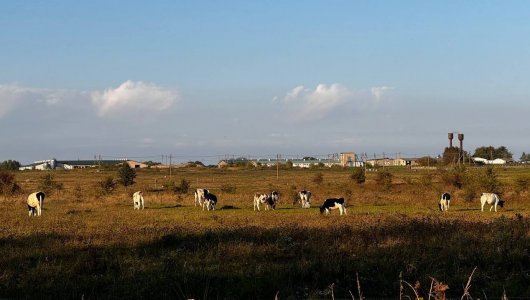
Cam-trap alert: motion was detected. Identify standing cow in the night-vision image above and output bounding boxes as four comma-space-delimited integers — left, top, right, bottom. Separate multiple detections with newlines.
194, 189, 209, 207
480, 193, 505, 212
27, 191, 45, 216
439, 192, 451, 212
133, 191, 145, 210
298, 190, 312, 208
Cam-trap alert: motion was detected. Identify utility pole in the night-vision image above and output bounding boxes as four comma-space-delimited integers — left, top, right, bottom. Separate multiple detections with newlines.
169, 154, 172, 178
276, 154, 280, 180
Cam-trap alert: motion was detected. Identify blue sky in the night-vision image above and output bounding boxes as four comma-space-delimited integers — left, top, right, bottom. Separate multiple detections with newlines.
1, 1, 530, 164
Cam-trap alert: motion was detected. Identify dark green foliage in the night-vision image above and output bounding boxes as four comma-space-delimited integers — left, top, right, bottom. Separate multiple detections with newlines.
520, 152, 530, 162
479, 166, 502, 195
442, 147, 462, 165
98, 176, 117, 195
38, 173, 63, 195
0, 160, 21, 171
117, 163, 136, 187
173, 179, 190, 195
514, 176, 530, 194
473, 146, 513, 160
0, 171, 21, 196
440, 166, 466, 189
350, 167, 366, 184
375, 170, 392, 191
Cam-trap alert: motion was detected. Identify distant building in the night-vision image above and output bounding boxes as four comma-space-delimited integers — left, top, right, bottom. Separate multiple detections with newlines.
472, 157, 507, 165
339, 152, 363, 167
366, 157, 419, 167
19, 158, 148, 170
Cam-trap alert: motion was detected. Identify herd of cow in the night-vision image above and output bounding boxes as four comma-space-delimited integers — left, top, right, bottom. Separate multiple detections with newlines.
26, 189, 505, 217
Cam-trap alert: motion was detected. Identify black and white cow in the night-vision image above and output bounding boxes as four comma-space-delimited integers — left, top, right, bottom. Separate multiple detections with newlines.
439, 192, 451, 212
253, 193, 268, 211
298, 190, 312, 208
480, 193, 504, 212
271, 191, 280, 206
320, 198, 346, 215
202, 191, 217, 211
194, 188, 209, 207
27, 191, 45, 216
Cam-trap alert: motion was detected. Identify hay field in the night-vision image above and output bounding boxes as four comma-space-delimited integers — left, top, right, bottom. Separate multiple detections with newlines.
1, 166, 529, 299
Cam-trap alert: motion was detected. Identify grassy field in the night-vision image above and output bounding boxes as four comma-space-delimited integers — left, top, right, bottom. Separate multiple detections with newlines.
0, 166, 529, 299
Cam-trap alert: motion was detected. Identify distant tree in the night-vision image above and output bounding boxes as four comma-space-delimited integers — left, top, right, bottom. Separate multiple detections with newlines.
416, 156, 438, 167
375, 170, 393, 191
0, 171, 21, 197
98, 176, 117, 195
473, 146, 512, 160
0, 160, 21, 171
303, 157, 316, 161
142, 161, 161, 167
117, 163, 136, 187
442, 147, 461, 165
520, 152, 530, 162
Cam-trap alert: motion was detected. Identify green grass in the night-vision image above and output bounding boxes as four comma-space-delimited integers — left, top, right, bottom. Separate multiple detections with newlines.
0, 166, 529, 299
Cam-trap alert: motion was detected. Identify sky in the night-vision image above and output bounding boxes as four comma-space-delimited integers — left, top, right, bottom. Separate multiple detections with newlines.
1, 1, 530, 164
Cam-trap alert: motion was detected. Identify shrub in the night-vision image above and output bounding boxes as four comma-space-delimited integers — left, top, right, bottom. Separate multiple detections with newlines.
478, 166, 502, 195
173, 179, 190, 195
0, 171, 21, 197
220, 184, 237, 194
375, 170, 393, 191
514, 176, 530, 194
117, 163, 136, 187
98, 176, 117, 195
38, 173, 63, 195
440, 166, 466, 189
419, 173, 434, 188
350, 168, 366, 184
312, 172, 324, 185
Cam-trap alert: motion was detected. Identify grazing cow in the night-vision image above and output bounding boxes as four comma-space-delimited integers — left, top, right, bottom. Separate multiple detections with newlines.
254, 193, 268, 211
194, 188, 209, 207
203, 192, 217, 211
320, 198, 347, 215
27, 191, 45, 217
271, 191, 280, 206
298, 190, 312, 208
439, 192, 451, 212
480, 193, 505, 212
133, 191, 144, 210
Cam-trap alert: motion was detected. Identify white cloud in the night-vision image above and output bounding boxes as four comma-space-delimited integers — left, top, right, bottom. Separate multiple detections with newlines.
91, 80, 178, 117
0, 83, 70, 118
277, 83, 351, 121
371, 86, 394, 103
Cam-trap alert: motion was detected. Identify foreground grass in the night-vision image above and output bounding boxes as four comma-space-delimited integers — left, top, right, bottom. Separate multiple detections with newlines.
0, 167, 529, 299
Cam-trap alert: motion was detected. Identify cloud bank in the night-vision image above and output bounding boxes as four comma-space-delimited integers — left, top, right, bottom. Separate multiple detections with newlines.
275, 83, 351, 121
0, 84, 70, 118
91, 81, 178, 117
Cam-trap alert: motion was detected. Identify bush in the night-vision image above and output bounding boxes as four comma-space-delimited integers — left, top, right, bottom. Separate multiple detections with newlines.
117, 163, 136, 187
375, 170, 393, 191
0, 171, 21, 197
173, 179, 190, 195
478, 166, 502, 195
312, 172, 324, 185
38, 173, 63, 195
419, 173, 434, 188
440, 166, 466, 189
98, 176, 117, 195
514, 176, 530, 194
220, 184, 237, 194
350, 168, 366, 184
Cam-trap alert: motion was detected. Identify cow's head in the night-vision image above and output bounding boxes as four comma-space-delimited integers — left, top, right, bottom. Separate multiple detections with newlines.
498, 200, 505, 208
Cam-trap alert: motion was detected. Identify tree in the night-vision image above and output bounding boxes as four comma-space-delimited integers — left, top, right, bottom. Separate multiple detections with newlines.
350, 168, 366, 184
442, 147, 461, 165
0, 160, 21, 171
117, 163, 136, 187
0, 171, 21, 197
520, 152, 530, 162
473, 146, 512, 160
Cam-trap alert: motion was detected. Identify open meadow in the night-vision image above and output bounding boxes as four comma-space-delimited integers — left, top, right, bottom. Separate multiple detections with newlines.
1, 166, 529, 299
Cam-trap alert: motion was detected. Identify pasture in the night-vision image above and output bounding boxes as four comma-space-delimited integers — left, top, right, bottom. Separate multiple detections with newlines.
1, 166, 529, 299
